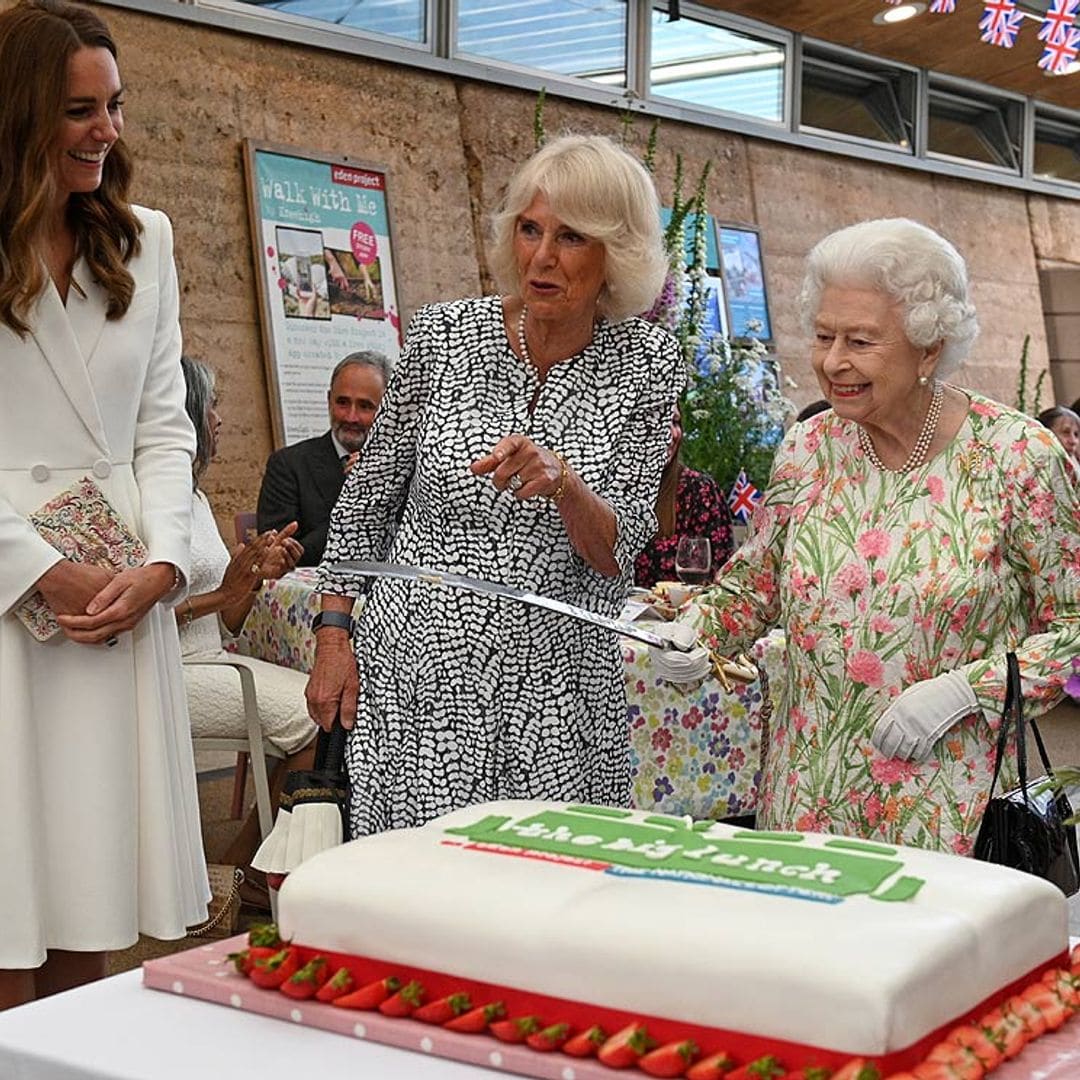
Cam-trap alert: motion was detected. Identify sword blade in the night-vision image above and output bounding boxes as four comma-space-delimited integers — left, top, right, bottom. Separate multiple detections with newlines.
327, 560, 693, 652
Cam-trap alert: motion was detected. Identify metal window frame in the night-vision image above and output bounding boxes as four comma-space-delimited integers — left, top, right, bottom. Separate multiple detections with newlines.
925, 72, 1025, 175
96, 0, 1080, 201
798, 40, 917, 155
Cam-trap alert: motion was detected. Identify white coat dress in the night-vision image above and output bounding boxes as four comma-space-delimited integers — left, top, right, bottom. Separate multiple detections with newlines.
0, 206, 210, 969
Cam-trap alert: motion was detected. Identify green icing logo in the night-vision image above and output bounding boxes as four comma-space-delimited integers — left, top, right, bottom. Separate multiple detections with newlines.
445, 805, 925, 904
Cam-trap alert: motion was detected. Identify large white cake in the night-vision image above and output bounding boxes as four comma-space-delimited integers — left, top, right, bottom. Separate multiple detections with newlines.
276, 800, 1071, 1074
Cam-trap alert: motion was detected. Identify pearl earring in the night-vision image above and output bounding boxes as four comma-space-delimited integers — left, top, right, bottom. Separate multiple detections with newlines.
918, 375, 928, 386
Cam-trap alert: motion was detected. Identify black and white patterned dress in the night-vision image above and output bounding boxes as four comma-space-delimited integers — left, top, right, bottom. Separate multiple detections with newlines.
318, 295, 683, 837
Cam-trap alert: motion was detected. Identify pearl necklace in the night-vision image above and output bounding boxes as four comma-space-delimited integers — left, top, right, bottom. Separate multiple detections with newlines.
857, 380, 944, 475
517, 306, 532, 369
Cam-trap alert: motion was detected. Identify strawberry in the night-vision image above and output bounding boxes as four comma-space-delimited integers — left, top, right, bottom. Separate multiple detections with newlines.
249, 946, 302, 989
333, 976, 401, 1010
1070, 943, 1080, 968
827, 1061, 879, 1080
444, 1002, 506, 1033
728, 1055, 786, 1080
639, 1039, 700, 1077
946, 1025, 1002, 1071
786, 1069, 832, 1080
686, 1051, 737, 1079
280, 957, 330, 1000
526, 1022, 571, 1052
981, 1006, 1027, 1060
226, 945, 277, 976
248, 923, 283, 948
315, 967, 357, 1003
378, 979, 425, 1017
597, 1023, 655, 1069
1043, 969, 1080, 1010
562, 1024, 607, 1058
413, 992, 472, 1025
1009, 994, 1047, 1038
489, 1016, 542, 1043
924, 1042, 983, 1080
910, 1064, 956, 1080
1021, 982, 1069, 1030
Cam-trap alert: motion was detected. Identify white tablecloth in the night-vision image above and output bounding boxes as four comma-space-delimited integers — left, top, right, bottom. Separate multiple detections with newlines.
0, 968, 496, 1080
3, 962, 1080, 1079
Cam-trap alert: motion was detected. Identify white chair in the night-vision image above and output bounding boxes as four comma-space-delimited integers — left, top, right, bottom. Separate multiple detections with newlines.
187, 655, 286, 840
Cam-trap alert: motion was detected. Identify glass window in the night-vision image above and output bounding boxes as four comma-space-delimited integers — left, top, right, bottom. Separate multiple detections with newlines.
232, 0, 426, 42
800, 47, 913, 150
456, 0, 627, 86
649, 7, 784, 121
927, 86, 1021, 171
1034, 114, 1080, 185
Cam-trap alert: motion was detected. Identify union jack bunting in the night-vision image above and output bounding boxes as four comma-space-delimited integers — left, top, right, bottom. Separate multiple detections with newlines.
929, 0, 956, 11
979, 0, 1017, 32
1039, 0, 1079, 44
728, 470, 762, 525
980, 7, 1025, 45
1039, 25, 1080, 70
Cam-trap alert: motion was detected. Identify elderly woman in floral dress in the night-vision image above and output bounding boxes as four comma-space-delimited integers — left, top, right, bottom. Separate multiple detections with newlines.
689, 217, 1080, 855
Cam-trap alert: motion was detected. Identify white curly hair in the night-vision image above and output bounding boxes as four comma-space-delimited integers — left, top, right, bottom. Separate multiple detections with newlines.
799, 218, 979, 376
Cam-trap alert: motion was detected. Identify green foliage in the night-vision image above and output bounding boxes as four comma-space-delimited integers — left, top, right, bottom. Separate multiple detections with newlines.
1014, 333, 1047, 416
680, 334, 789, 494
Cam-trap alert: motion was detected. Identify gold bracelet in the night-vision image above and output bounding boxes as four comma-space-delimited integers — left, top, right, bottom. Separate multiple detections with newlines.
547, 452, 569, 507
181, 598, 194, 627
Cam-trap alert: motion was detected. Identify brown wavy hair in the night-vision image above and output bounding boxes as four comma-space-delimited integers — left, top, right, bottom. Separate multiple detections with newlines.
0, 0, 141, 336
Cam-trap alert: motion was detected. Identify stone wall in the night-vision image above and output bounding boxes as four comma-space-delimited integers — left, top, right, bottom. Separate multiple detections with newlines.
16, 1, 1080, 524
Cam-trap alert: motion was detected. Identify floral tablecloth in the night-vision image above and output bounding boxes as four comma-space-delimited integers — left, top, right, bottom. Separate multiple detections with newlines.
237, 569, 765, 819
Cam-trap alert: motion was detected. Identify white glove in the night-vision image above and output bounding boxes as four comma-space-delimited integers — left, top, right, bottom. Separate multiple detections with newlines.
871, 669, 980, 762
646, 621, 712, 684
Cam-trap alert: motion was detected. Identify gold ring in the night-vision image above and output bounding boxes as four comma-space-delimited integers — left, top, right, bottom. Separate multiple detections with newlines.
251, 563, 261, 575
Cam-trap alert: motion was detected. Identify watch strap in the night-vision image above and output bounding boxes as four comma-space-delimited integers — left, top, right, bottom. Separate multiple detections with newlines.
312, 610, 355, 634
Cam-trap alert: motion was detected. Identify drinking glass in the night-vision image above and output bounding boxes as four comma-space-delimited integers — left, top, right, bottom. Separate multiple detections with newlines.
675, 537, 711, 586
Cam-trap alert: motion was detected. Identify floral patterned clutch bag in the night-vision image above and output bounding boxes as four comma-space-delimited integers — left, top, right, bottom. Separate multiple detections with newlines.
15, 476, 147, 642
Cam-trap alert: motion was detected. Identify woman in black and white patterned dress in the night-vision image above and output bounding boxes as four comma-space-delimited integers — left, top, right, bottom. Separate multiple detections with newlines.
308, 134, 683, 837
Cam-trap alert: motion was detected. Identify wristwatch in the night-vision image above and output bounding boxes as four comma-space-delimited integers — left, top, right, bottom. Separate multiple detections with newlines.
312, 610, 356, 635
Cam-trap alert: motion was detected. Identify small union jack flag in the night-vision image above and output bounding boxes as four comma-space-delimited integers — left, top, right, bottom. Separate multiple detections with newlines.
929, 0, 956, 12
728, 470, 762, 524
1039, 24, 1080, 70
1040, 0, 1079, 44
980, 7, 1024, 45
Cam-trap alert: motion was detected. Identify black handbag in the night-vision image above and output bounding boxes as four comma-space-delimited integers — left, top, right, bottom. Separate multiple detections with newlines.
974, 652, 1080, 897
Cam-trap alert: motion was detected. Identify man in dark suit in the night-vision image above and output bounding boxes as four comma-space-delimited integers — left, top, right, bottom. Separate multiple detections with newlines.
257, 350, 391, 566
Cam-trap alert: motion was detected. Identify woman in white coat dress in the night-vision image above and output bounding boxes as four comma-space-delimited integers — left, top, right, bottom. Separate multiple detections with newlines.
0, 0, 209, 1008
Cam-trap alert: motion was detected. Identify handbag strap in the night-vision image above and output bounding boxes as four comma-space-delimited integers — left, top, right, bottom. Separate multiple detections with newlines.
986, 652, 1028, 807
985, 652, 1060, 808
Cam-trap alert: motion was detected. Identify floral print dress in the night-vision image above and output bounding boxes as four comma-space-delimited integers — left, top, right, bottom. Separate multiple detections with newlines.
692, 393, 1080, 854
634, 467, 735, 588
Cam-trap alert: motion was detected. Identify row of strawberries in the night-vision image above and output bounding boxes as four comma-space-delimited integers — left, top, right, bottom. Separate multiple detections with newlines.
228, 927, 1080, 1080
882, 945, 1080, 1080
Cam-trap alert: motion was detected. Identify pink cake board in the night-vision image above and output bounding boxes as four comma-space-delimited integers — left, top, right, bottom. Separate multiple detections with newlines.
144, 935, 609, 1080
143, 935, 1080, 1079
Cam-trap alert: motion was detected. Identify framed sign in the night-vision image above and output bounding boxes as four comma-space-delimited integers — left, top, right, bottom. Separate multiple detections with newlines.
716, 223, 772, 342
243, 140, 403, 447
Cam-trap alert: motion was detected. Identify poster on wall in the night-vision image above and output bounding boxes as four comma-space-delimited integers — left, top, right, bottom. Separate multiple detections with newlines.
243, 139, 403, 447
716, 223, 772, 343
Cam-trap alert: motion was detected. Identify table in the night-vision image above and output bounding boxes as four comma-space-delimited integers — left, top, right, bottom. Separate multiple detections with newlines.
0, 967, 494, 1080
2, 944, 1079, 1080
237, 569, 765, 819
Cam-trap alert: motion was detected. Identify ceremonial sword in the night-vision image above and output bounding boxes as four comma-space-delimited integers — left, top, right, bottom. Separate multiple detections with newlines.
327, 560, 696, 653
